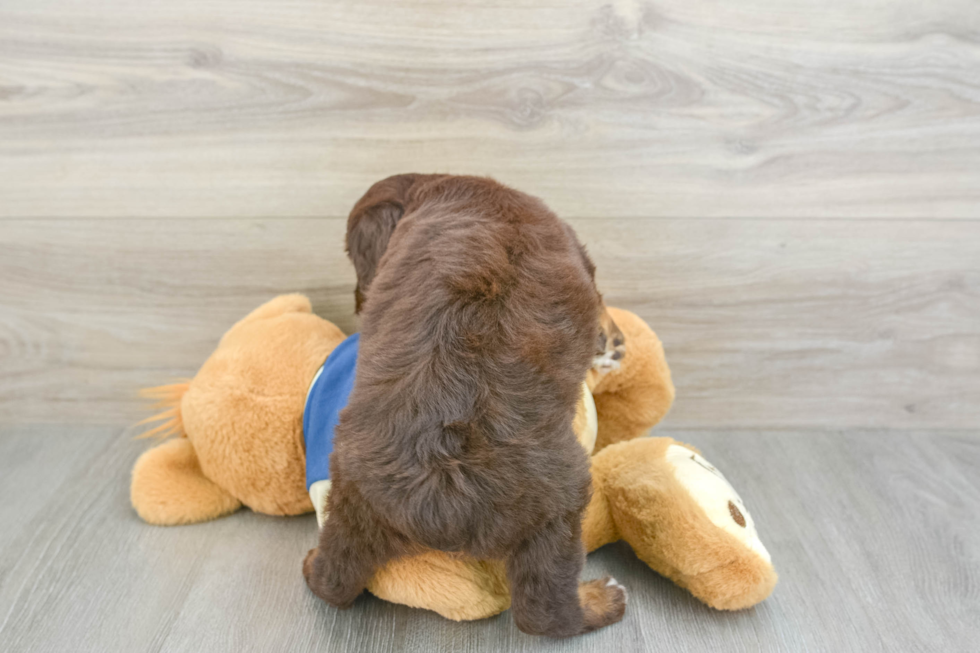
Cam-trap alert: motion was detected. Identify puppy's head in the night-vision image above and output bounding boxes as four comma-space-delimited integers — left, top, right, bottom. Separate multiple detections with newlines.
593, 306, 625, 374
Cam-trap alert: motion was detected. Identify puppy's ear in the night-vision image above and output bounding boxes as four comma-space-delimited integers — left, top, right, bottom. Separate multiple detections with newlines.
346, 174, 419, 313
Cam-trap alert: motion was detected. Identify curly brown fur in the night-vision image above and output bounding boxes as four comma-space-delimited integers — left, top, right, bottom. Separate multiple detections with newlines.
306, 174, 626, 637
347, 174, 627, 363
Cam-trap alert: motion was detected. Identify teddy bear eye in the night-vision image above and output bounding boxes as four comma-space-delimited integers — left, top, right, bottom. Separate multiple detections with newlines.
728, 500, 746, 527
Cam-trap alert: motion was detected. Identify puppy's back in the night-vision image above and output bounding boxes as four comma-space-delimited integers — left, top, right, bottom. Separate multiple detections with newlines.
338, 175, 600, 554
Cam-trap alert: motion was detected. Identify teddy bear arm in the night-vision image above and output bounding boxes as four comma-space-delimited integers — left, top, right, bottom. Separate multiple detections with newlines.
130, 438, 242, 525
591, 308, 675, 452
592, 384, 673, 452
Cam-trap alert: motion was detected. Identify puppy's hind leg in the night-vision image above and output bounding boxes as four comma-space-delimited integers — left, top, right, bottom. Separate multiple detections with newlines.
506, 513, 627, 637
303, 480, 403, 609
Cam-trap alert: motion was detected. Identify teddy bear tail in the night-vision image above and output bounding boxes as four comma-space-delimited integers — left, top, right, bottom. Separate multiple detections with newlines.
135, 381, 191, 439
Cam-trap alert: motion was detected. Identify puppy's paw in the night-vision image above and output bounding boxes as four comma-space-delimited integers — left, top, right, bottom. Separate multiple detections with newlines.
302, 547, 359, 609
579, 576, 627, 632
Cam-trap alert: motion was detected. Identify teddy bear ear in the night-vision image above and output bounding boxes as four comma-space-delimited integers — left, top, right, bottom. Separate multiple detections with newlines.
665, 444, 772, 564
573, 382, 598, 455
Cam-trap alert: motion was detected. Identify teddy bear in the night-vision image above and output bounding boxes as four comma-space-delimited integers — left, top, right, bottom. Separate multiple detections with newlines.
131, 294, 777, 620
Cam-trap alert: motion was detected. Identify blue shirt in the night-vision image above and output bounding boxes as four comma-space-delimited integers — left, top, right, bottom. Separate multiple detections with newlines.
303, 333, 359, 491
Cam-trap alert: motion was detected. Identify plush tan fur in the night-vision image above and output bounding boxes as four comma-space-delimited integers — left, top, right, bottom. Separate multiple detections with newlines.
134, 293, 346, 520
131, 295, 776, 618
592, 438, 778, 611
131, 437, 241, 525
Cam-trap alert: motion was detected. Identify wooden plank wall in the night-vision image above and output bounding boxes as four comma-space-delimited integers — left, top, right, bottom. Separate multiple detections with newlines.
1, 0, 979, 429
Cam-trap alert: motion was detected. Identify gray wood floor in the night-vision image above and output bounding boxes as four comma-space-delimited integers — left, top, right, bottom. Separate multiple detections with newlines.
0, 426, 977, 652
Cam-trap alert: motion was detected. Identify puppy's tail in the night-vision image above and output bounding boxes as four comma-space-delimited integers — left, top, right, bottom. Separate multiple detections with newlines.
346, 174, 428, 312
135, 381, 191, 439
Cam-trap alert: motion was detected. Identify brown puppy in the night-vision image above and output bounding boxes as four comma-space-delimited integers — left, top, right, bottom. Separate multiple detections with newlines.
304, 174, 626, 637
346, 174, 627, 366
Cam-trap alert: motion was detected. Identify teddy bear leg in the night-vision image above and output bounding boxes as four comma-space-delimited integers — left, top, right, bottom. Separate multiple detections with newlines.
304, 488, 516, 622
131, 438, 242, 525
367, 553, 512, 621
